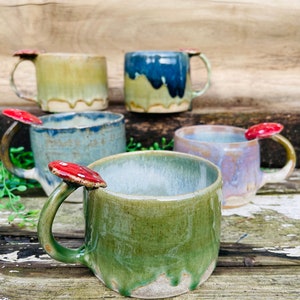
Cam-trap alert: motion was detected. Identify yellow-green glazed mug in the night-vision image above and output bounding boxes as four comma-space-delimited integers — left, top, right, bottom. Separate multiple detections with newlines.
38, 151, 222, 298
10, 50, 108, 112
124, 50, 211, 113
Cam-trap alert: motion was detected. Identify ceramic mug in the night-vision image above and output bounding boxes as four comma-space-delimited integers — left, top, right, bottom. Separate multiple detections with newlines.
10, 50, 108, 112
38, 151, 222, 298
174, 125, 296, 208
1, 111, 126, 195
124, 50, 211, 113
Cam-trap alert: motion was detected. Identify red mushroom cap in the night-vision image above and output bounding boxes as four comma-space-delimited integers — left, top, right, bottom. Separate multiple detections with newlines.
2, 108, 43, 125
245, 122, 284, 140
179, 48, 201, 55
48, 160, 107, 189
13, 49, 41, 59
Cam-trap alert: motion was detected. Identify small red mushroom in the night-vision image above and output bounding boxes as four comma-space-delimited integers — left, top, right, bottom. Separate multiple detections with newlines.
2, 108, 43, 125
13, 49, 41, 59
179, 48, 201, 55
48, 160, 107, 189
245, 122, 284, 140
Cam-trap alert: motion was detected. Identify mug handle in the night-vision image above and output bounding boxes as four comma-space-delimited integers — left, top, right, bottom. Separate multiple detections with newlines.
38, 161, 107, 264
38, 182, 86, 264
10, 58, 37, 103
260, 134, 296, 185
189, 52, 212, 97
0, 121, 38, 181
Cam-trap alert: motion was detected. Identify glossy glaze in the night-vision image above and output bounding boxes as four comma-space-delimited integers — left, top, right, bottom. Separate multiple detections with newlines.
125, 51, 189, 98
48, 160, 107, 188
2, 108, 43, 125
10, 52, 108, 112
245, 122, 283, 140
1, 111, 126, 195
124, 51, 211, 113
38, 151, 222, 298
174, 125, 296, 208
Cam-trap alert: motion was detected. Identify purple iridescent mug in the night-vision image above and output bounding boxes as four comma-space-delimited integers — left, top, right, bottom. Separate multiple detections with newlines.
174, 125, 296, 208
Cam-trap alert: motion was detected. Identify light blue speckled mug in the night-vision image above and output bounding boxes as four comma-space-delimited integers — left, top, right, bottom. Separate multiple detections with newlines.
1, 111, 126, 195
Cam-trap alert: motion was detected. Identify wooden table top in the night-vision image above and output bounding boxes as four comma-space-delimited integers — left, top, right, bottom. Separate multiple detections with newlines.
0, 170, 299, 299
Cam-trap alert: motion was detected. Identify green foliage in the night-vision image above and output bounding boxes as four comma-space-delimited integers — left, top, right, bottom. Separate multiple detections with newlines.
126, 137, 174, 151
0, 147, 40, 227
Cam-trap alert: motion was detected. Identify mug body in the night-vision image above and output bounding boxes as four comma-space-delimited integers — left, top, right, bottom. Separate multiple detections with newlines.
30, 111, 126, 195
84, 151, 222, 298
35, 53, 108, 112
124, 51, 193, 113
174, 125, 264, 208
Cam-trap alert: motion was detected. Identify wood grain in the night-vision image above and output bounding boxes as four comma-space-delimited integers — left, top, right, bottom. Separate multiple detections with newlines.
0, 1, 299, 110
0, 264, 299, 299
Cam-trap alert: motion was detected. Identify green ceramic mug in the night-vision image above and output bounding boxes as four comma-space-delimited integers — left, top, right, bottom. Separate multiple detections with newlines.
10, 50, 108, 112
38, 151, 222, 298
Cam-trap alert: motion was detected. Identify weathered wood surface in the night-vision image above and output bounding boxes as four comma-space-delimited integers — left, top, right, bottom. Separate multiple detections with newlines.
0, 0, 300, 111
1, 105, 299, 168
0, 265, 299, 299
0, 171, 299, 299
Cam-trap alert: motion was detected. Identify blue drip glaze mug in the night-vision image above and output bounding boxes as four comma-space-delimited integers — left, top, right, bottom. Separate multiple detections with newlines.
124, 50, 211, 113
1, 111, 126, 195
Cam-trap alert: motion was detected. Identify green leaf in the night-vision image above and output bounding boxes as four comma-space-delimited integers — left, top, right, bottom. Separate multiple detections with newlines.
7, 214, 16, 222
10, 147, 24, 153
16, 185, 27, 192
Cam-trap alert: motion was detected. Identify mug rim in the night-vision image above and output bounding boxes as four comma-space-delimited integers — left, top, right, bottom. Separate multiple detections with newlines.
125, 50, 187, 56
88, 150, 222, 201
37, 53, 106, 59
174, 125, 257, 146
30, 111, 124, 130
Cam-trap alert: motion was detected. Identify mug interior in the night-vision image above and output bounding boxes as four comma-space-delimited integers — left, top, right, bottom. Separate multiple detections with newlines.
32, 111, 124, 130
89, 151, 220, 198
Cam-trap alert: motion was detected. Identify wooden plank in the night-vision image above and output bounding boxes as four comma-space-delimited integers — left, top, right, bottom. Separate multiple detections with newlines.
1, 193, 299, 251
1, 222, 300, 297
1, 236, 299, 268
0, 1, 299, 108
0, 264, 299, 299
259, 169, 300, 195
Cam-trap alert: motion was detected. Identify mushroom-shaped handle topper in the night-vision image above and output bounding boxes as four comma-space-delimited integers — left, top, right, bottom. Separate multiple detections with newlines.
48, 160, 107, 189
245, 122, 284, 140
179, 48, 201, 55
13, 49, 41, 59
2, 108, 43, 125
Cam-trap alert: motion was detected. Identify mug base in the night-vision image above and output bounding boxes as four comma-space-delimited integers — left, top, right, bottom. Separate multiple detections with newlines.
42, 98, 108, 112
223, 194, 255, 209
126, 101, 190, 113
95, 260, 216, 299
